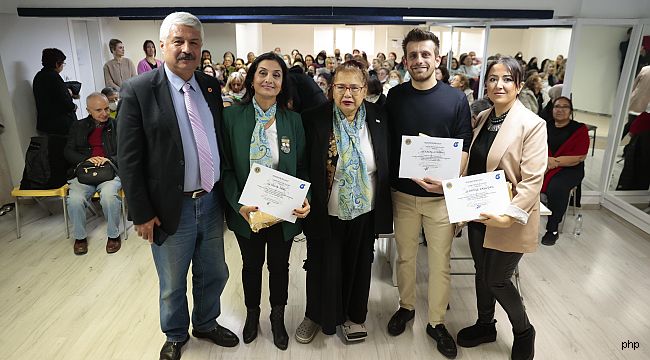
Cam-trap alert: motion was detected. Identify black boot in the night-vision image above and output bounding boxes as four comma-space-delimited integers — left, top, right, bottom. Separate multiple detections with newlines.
511, 325, 535, 360
270, 305, 289, 350
457, 320, 497, 347
243, 307, 260, 344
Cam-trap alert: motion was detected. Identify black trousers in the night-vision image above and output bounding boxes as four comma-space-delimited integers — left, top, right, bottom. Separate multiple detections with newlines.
543, 167, 584, 232
235, 224, 292, 309
305, 211, 375, 334
467, 222, 530, 333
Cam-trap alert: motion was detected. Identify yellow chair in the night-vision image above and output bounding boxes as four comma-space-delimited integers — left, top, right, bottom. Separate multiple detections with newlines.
11, 185, 70, 239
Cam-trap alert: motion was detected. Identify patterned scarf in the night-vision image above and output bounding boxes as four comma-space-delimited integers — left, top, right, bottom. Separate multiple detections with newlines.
332, 103, 372, 220
250, 97, 277, 168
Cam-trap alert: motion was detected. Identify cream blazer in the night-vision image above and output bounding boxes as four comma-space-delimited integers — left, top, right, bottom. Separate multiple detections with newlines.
466, 100, 548, 253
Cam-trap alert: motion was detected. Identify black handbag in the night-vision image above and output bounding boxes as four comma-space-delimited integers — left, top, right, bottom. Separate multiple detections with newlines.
75, 160, 116, 185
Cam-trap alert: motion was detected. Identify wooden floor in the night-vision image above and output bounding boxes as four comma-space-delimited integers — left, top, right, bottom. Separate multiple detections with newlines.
0, 201, 649, 360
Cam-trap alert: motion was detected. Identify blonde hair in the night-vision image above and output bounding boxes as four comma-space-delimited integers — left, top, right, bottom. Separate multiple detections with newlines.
224, 72, 245, 93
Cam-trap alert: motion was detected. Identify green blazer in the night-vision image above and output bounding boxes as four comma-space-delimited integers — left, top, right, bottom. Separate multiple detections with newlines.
221, 102, 308, 241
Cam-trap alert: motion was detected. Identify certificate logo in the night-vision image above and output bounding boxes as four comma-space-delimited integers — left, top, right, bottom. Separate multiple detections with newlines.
405, 138, 412, 145
299, 184, 305, 189
254, 166, 261, 173
495, 174, 500, 180
446, 182, 453, 189
453, 141, 459, 147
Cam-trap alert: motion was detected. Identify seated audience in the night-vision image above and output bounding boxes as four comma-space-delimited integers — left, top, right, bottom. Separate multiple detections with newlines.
304, 54, 315, 68
435, 67, 450, 84
526, 57, 539, 73
383, 70, 402, 95
316, 73, 333, 100
541, 96, 589, 245
457, 53, 480, 79
65, 92, 122, 255
450, 73, 474, 104
202, 64, 217, 77
222, 72, 246, 107
101, 86, 119, 119
377, 67, 389, 85
246, 51, 256, 66
519, 74, 548, 116
366, 77, 386, 107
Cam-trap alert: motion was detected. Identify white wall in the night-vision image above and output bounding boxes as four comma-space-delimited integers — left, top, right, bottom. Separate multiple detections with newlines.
571, 25, 629, 114
236, 23, 262, 59
487, 28, 571, 62
260, 24, 314, 56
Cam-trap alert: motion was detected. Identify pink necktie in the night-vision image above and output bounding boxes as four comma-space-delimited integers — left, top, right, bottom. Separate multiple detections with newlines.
182, 82, 214, 192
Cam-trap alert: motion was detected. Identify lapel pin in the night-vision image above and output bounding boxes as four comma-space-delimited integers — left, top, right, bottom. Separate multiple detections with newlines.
208, 87, 213, 93
281, 136, 291, 154
376, 119, 380, 123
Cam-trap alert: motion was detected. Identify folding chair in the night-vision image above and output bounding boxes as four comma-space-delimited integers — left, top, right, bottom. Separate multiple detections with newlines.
11, 185, 70, 239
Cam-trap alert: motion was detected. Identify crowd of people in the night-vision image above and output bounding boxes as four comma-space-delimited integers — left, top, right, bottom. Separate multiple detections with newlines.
30, 11, 597, 360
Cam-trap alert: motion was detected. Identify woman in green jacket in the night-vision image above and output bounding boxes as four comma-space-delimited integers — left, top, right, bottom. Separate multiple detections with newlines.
221, 51, 310, 351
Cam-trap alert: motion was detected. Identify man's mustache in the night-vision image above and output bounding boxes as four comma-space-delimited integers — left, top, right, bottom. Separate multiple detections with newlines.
177, 53, 195, 60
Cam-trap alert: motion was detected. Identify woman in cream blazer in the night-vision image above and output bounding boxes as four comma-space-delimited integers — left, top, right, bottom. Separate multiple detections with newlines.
456, 57, 547, 360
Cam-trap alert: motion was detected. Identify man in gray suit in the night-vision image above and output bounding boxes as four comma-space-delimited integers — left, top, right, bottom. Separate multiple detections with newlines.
117, 12, 238, 360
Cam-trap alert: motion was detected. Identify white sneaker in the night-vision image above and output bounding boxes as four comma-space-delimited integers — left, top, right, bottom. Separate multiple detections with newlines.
295, 317, 319, 344
342, 321, 367, 342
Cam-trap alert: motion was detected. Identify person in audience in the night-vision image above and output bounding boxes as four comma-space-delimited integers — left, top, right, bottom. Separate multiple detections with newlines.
202, 64, 216, 77
306, 64, 317, 78
377, 67, 389, 85
365, 77, 386, 107
344, 53, 353, 62
316, 73, 333, 100
435, 66, 450, 84
304, 54, 314, 68
389, 52, 398, 62
221, 51, 310, 351
202, 58, 213, 69
383, 69, 402, 95
556, 54, 565, 67
334, 48, 342, 64
470, 97, 492, 128
214, 64, 227, 85
540, 84, 563, 121
246, 52, 256, 66
117, 12, 239, 360
287, 62, 328, 113
282, 54, 292, 67
352, 49, 360, 55
449, 57, 460, 77
376, 52, 386, 62
103, 38, 137, 90
222, 72, 246, 107
458, 53, 480, 79
201, 50, 212, 63
542, 60, 558, 87
519, 74, 548, 116
450, 73, 475, 105
101, 86, 120, 119
33, 48, 77, 136
456, 56, 545, 360
65, 92, 121, 255
297, 59, 392, 344
294, 53, 305, 67
138, 40, 163, 74
315, 51, 327, 67
325, 57, 337, 73
383, 60, 395, 71
386, 28, 472, 360
469, 51, 478, 65
274, 47, 282, 54
235, 58, 246, 71
371, 58, 382, 72
223, 53, 235, 76
32, 48, 78, 188
541, 96, 589, 245
526, 57, 539, 73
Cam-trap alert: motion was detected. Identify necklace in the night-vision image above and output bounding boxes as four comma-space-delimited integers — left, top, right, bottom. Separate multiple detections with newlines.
487, 109, 509, 132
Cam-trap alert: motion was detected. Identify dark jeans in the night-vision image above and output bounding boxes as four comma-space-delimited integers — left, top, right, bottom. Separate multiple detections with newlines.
235, 224, 293, 309
544, 167, 584, 232
467, 222, 530, 333
330, 211, 375, 325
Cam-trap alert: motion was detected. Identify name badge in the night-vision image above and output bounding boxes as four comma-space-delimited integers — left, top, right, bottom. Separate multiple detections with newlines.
281, 136, 291, 154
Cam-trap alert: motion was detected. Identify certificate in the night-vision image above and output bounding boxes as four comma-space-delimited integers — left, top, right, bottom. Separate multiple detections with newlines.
239, 164, 310, 223
398, 135, 463, 181
442, 170, 511, 223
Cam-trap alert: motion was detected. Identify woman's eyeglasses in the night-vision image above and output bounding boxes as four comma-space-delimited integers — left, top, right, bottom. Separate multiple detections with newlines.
332, 84, 364, 94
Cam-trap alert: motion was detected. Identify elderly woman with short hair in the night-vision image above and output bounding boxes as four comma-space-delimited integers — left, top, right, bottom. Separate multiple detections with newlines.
296, 60, 392, 344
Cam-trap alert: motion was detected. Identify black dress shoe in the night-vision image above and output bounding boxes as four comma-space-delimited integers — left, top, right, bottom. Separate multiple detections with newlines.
387, 307, 415, 336
159, 336, 189, 360
270, 305, 289, 350
192, 324, 239, 347
243, 307, 260, 344
426, 324, 458, 359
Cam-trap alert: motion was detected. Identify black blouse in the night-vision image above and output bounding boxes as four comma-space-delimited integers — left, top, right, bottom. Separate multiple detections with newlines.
468, 121, 499, 176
